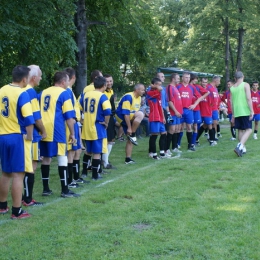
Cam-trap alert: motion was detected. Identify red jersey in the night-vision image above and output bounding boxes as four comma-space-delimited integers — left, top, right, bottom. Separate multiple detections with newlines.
200, 94, 212, 117
207, 84, 219, 111
192, 84, 208, 111
251, 90, 260, 114
176, 84, 200, 108
221, 90, 232, 114
166, 84, 183, 116
146, 89, 164, 122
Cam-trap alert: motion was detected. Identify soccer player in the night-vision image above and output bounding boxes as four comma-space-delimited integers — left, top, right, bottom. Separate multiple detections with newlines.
64, 68, 88, 188
189, 74, 209, 147
79, 76, 111, 180
250, 81, 260, 140
0, 65, 35, 219
176, 72, 205, 151
166, 73, 183, 153
221, 80, 236, 140
230, 71, 254, 157
146, 77, 168, 159
39, 71, 80, 197
22, 65, 47, 206
80, 69, 103, 178
103, 74, 117, 169
115, 84, 145, 164
207, 76, 221, 141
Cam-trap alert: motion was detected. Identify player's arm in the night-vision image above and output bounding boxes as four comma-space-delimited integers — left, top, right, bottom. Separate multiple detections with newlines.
25, 125, 34, 141
244, 83, 254, 119
35, 119, 47, 139
189, 90, 209, 110
66, 118, 75, 143
168, 101, 181, 117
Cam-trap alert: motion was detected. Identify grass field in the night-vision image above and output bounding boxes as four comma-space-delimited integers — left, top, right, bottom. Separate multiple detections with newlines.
1, 121, 260, 260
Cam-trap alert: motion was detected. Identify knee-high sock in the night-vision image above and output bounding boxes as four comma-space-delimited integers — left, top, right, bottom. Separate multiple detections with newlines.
177, 131, 183, 146
231, 126, 236, 138
192, 132, 198, 145
41, 165, 50, 191
67, 163, 73, 184
92, 159, 100, 179
186, 132, 192, 148
23, 172, 34, 203
149, 135, 158, 153
172, 133, 178, 149
159, 134, 167, 151
73, 160, 80, 180
197, 126, 205, 140
58, 166, 68, 193
166, 133, 173, 150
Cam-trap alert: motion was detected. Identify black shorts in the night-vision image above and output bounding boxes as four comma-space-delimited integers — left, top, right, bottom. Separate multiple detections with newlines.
106, 116, 116, 142
235, 116, 252, 130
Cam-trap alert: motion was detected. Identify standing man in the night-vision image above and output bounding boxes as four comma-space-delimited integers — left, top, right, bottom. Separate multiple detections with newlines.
230, 71, 254, 157
250, 81, 260, 140
103, 74, 117, 169
22, 65, 47, 206
0, 65, 35, 219
79, 76, 111, 180
39, 71, 80, 197
115, 84, 145, 164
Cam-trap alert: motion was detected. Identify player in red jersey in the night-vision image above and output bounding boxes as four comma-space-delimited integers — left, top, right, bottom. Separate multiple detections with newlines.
189, 74, 209, 147
251, 81, 260, 140
146, 77, 168, 159
166, 73, 183, 153
221, 80, 236, 140
207, 76, 221, 142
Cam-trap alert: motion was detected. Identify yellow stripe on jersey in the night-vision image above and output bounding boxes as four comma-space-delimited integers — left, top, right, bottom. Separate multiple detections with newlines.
21, 102, 34, 118
104, 89, 114, 100
83, 83, 95, 94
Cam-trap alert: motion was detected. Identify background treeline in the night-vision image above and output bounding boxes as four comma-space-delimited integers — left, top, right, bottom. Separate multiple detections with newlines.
1, 0, 260, 95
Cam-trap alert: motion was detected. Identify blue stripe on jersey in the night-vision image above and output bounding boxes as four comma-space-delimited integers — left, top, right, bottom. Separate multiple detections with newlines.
67, 88, 75, 107
116, 94, 133, 115
17, 92, 35, 133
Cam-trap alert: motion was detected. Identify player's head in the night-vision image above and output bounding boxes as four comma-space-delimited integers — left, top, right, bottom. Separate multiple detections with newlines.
64, 67, 76, 86
190, 73, 198, 84
134, 83, 145, 97
28, 65, 42, 87
252, 81, 259, 91
103, 74, 113, 90
156, 72, 165, 83
94, 76, 107, 91
201, 77, 208, 88
53, 71, 69, 89
170, 73, 180, 85
12, 65, 31, 87
212, 75, 221, 86
234, 71, 244, 80
151, 77, 162, 89
227, 80, 233, 89
90, 70, 103, 83
182, 71, 190, 84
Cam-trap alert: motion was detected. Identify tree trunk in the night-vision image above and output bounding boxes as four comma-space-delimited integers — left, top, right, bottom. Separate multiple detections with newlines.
236, 8, 245, 72
224, 16, 229, 90
75, 0, 87, 97
229, 42, 235, 80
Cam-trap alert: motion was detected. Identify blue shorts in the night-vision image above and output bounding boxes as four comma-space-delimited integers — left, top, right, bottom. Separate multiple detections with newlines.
0, 134, 33, 173
85, 138, 107, 154
235, 116, 252, 130
181, 108, 194, 124
202, 117, 213, 125
253, 114, 260, 121
40, 141, 67, 157
212, 110, 219, 121
228, 113, 233, 122
170, 116, 181, 126
149, 122, 166, 134
193, 110, 202, 124
67, 123, 81, 151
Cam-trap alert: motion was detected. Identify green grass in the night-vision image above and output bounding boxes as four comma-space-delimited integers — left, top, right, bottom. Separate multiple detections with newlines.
1, 121, 260, 259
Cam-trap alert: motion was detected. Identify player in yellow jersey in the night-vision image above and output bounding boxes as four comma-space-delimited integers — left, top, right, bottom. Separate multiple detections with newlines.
22, 65, 47, 206
79, 76, 111, 180
115, 84, 145, 164
0, 65, 35, 219
39, 71, 80, 198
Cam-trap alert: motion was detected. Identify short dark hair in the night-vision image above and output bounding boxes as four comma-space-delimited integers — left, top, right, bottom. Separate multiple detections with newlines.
170, 73, 178, 81
201, 77, 208, 82
53, 71, 68, 84
190, 73, 198, 82
94, 76, 106, 89
252, 81, 259, 84
64, 67, 75, 80
12, 65, 30, 82
151, 77, 161, 84
103, 74, 112, 78
91, 70, 102, 82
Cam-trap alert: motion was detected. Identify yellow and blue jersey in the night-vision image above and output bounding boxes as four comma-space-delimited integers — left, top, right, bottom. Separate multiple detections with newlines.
0, 84, 35, 134
115, 92, 141, 122
39, 86, 75, 143
67, 87, 80, 121
24, 84, 42, 142
79, 91, 111, 140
